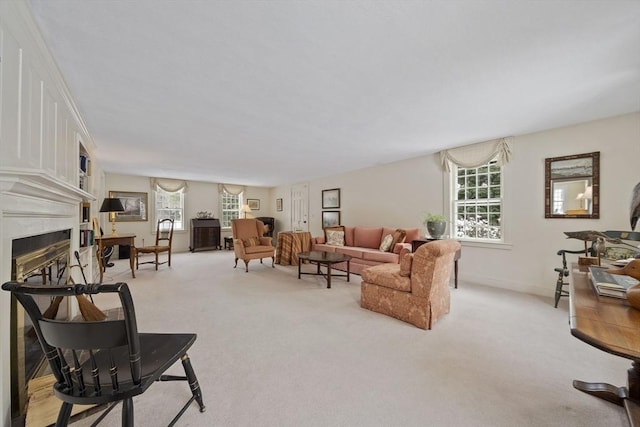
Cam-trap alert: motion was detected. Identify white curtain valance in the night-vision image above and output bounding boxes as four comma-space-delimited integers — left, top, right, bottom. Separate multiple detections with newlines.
218, 184, 245, 195
440, 137, 513, 172
151, 178, 188, 193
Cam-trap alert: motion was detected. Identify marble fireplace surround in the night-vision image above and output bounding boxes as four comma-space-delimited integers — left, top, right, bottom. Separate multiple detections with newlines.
0, 170, 91, 422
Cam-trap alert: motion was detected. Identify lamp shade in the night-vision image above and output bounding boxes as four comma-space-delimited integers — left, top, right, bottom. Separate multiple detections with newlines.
99, 198, 125, 213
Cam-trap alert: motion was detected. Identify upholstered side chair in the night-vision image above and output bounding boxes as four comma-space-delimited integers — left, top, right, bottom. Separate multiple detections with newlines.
360, 239, 461, 329
231, 218, 275, 272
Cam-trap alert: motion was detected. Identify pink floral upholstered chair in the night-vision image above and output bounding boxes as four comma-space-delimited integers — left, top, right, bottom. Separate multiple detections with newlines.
360, 239, 461, 329
231, 218, 275, 272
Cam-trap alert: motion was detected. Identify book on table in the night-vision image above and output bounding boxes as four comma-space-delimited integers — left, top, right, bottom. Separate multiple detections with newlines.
588, 266, 640, 298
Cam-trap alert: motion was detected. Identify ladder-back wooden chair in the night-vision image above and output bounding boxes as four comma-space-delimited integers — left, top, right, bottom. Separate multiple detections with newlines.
135, 218, 174, 271
1, 281, 205, 426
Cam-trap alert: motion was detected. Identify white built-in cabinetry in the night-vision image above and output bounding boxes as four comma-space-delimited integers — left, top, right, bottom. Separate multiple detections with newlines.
0, 2, 105, 422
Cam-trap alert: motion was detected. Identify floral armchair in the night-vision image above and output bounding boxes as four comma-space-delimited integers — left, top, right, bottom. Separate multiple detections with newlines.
231, 218, 275, 272
360, 239, 461, 329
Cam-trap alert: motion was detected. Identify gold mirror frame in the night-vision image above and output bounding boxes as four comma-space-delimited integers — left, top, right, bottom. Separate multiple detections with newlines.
545, 151, 599, 219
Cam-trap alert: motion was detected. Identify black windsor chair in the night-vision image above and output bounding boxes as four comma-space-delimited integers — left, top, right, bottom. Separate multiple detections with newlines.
1, 281, 205, 426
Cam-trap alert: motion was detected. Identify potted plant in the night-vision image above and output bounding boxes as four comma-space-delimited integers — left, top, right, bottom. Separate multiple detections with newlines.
423, 213, 447, 239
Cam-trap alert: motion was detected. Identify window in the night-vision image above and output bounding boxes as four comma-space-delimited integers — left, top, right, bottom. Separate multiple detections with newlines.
553, 188, 565, 214
453, 159, 503, 241
154, 187, 184, 231
221, 191, 242, 228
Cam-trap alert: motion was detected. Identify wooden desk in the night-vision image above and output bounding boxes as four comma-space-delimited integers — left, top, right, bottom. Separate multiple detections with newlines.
569, 264, 640, 424
412, 239, 461, 288
275, 231, 312, 266
95, 234, 136, 282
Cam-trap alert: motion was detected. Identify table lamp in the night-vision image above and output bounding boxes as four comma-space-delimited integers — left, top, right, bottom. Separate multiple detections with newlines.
99, 198, 124, 236
241, 204, 252, 218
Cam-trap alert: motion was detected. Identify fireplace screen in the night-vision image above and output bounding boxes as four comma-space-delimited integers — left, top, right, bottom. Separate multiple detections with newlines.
10, 230, 71, 419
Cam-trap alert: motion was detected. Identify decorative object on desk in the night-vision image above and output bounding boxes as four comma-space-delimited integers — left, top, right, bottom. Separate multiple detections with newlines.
544, 151, 599, 219
99, 197, 124, 236
423, 213, 447, 239
607, 259, 640, 281
564, 230, 620, 255
322, 188, 340, 209
196, 211, 212, 219
247, 199, 260, 210
631, 182, 640, 230
108, 191, 148, 222
276, 198, 283, 212
594, 237, 606, 266
241, 204, 252, 218
322, 210, 340, 228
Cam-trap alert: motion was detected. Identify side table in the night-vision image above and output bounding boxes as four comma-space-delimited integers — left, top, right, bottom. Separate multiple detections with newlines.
411, 239, 461, 288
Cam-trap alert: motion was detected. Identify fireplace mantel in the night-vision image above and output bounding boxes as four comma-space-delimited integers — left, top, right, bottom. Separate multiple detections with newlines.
0, 168, 95, 205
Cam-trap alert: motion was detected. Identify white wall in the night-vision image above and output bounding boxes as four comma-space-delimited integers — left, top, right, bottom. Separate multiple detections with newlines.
273, 113, 640, 296
104, 174, 272, 252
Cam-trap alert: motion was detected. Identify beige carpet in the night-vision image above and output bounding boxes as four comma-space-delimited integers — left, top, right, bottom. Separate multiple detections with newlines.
69, 250, 629, 426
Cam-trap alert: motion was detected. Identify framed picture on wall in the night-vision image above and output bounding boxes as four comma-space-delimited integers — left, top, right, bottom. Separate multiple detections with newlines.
322, 188, 340, 209
109, 191, 148, 222
276, 198, 283, 212
322, 211, 341, 228
247, 199, 260, 210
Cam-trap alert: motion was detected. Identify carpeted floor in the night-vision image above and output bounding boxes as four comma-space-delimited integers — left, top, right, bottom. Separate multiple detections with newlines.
71, 250, 629, 426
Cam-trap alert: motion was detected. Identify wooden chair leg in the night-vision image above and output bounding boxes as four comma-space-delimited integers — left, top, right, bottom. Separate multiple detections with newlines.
55, 402, 73, 427
244, 260, 249, 272
122, 397, 134, 427
181, 354, 206, 412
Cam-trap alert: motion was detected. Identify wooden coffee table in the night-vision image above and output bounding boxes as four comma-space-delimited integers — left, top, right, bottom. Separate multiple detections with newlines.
297, 251, 351, 289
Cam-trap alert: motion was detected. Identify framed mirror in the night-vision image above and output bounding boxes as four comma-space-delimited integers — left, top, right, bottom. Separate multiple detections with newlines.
545, 151, 599, 218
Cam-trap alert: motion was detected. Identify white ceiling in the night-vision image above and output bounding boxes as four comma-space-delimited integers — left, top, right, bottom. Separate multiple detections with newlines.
28, 0, 640, 187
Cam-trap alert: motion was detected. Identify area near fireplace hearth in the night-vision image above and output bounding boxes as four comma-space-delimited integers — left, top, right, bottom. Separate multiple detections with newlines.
0, 2, 107, 424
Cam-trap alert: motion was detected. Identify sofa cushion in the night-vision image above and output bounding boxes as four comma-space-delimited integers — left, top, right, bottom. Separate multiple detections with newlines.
403, 228, 421, 244
361, 249, 399, 263
379, 234, 393, 251
326, 230, 345, 246
362, 263, 411, 292
312, 243, 336, 253
354, 227, 383, 249
335, 246, 365, 258
344, 227, 355, 246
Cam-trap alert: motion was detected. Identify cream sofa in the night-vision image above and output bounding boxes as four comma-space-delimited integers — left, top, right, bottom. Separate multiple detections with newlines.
311, 226, 421, 275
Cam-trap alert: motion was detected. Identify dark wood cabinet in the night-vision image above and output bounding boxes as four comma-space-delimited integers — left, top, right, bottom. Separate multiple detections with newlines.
190, 218, 221, 252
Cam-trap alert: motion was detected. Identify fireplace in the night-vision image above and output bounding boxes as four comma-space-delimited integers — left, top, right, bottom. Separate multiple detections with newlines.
9, 230, 72, 420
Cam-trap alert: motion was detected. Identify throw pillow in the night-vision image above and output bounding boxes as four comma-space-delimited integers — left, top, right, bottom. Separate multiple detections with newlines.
390, 229, 407, 249
379, 234, 393, 252
324, 225, 345, 244
326, 230, 345, 246
243, 237, 261, 247
399, 253, 413, 277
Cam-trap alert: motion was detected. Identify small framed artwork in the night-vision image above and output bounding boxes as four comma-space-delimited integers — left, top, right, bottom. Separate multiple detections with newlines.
276, 198, 283, 212
322, 188, 340, 209
322, 211, 341, 228
247, 199, 260, 210
109, 191, 148, 222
